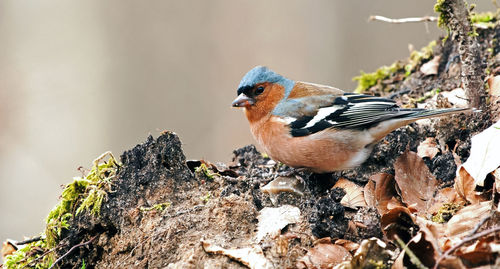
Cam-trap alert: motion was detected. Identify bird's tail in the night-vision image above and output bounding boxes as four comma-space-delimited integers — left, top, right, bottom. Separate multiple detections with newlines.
397, 107, 476, 121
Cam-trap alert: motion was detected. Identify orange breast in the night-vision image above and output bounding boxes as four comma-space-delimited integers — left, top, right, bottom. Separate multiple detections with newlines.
249, 118, 365, 173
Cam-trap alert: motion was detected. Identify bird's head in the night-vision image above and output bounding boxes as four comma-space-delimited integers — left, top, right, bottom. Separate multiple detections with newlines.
232, 66, 293, 110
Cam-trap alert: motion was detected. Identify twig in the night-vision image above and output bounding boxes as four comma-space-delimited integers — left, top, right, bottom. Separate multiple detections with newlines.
15, 236, 43, 245
436, 0, 486, 110
394, 235, 429, 269
369, 15, 437, 24
48, 235, 98, 269
468, 214, 491, 236
433, 226, 500, 269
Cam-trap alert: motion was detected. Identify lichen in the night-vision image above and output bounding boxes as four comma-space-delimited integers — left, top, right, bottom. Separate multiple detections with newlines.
431, 203, 463, 223
45, 152, 120, 248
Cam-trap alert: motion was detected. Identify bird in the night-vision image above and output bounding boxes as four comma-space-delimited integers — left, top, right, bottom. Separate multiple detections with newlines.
232, 66, 471, 173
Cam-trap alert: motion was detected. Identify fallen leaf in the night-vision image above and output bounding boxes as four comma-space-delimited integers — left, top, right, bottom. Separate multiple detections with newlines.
427, 187, 466, 215
445, 201, 493, 240
296, 242, 351, 269
261, 176, 305, 204
420, 55, 440, 75
201, 240, 272, 269
394, 151, 438, 215
334, 239, 359, 253
455, 235, 498, 266
455, 166, 489, 204
333, 178, 366, 209
462, 121, 500, 186
371, 173, 403, 216
335, 238, 393, 269
487, 75, 500, 96
256, 205, 301, 242
437, 88, 469, 108
2, 240, 17, 259
492, 168, 500, 194
363, 180, 376, 208
417, 137, 440, 159
380, 206, 416, 242
404, 231, 438, 268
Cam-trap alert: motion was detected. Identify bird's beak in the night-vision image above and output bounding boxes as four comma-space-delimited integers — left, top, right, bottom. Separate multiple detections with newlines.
232, 93, 255, 108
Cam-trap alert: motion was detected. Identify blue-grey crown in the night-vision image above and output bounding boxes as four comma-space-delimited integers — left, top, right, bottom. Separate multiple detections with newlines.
238, 66, 289, 89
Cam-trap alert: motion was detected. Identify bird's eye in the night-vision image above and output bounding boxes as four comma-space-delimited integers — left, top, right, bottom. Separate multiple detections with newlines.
255, 86, 265, 95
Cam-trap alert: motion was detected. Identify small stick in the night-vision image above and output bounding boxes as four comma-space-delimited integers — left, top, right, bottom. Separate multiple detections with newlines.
369, 15, 437, 24
433, 226, 500, 269
48, 235, 98, 269
15, 236, 43, 245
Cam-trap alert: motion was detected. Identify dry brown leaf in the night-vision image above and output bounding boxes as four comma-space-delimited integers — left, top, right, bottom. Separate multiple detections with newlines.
296, 242, 352, 269
2, 240, 17, 259
455, 235, 498, 266
427, 187, 466, 215
371, 173, 403, 216
334, 239, 360, 253
363, 180, 376, 208
417, 137, 440, 159
488, 75, 500, 96
455, 167, 489, 204
394, 150, 438, 215
420, 55, 440, 76
380, 206, 415, 242
335, 238, 392, 269
404, 232, 438, 268
333, 178, 366, 209
445, 201, 493, 240
438, 88, 469, 108
201, 240, 272, 269
256, 205, 301, 242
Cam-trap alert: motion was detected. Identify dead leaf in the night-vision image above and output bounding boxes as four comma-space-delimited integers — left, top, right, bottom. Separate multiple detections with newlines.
394, 151, 438, 215
462, 121, 500, 186
488, 75, 500, 96
493, 168, 500, 193
445, 201, 493, 240
417, 137, 440, 159
437, 88, 469, 108
334, 239, 359, 253
363, 180, 376, 208
371, 173, 403, 216
296, 242, 351, 269
427, 187, 466, 215
335, 238, 392, 269
455, 166, 489, 204
404, 231, 438, 268
455, 235, 498, 266
256, 205, 301, 242
2, 240, 17, 259
380, 206, 415, 242
333, 178, 366, 209
201, 240, 273, 269
420, 55, 440, 76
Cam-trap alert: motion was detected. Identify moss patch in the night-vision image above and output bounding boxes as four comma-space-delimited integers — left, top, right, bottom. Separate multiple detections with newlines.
3, 239, 51, 269
431, 203, 463, 223
45, 152, 120, 248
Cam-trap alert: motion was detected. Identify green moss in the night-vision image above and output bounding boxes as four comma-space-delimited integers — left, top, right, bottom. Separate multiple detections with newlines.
434, 0, 450, 28
3, 239, 52, 269
45, 152, 120, 248
195, 163, 218, 180
140, 202, 171, 212
470, 11, 496, 23
366, 259, 389, 269
353, 62, 403, 93
431, 203, 463, 223
353, 40, 436, 93
415, 88, 441, 103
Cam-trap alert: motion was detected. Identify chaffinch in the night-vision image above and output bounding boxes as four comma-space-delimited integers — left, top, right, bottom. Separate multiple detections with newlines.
232, 66, 470, 173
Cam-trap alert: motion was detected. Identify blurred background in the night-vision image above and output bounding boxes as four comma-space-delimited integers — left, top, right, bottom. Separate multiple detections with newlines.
0, 0, 492, 253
